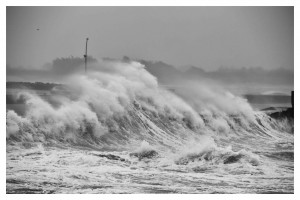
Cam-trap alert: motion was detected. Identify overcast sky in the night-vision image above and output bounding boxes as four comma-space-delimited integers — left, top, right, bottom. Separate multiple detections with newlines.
7, 6, 293, 71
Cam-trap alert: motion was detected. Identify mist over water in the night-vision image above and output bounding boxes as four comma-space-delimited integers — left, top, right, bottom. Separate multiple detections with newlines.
6, 60, 293, 193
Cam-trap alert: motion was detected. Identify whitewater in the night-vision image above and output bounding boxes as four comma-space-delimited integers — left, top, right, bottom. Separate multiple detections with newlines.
6, 60, 293, 193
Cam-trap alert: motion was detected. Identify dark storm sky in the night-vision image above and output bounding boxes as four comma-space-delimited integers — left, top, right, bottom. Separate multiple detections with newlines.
7, 6, 293, 71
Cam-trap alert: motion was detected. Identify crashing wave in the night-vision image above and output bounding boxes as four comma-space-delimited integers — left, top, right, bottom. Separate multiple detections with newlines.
6, 60, 291, 157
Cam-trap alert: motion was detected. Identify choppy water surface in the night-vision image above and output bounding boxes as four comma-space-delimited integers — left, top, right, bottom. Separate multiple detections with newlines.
6, 60, 294, 194
6, 139, 293, 194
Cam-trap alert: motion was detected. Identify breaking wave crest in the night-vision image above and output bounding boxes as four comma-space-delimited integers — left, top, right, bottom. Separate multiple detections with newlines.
6, 60, 291, 156
174, 137, 260, 166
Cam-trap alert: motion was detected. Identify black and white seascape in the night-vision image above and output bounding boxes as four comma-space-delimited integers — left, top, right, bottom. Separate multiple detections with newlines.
6, 7, 294, 194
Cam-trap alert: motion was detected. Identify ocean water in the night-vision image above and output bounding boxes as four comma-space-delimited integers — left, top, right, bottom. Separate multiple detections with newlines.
6, 61, 294, 194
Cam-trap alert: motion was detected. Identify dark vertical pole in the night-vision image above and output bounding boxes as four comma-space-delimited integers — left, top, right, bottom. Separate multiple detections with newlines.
291, 91, 294, 109
84, 38, 89, 73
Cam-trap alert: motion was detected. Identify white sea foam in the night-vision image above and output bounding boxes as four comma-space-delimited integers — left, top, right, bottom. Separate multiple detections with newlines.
6, 60, 294, 193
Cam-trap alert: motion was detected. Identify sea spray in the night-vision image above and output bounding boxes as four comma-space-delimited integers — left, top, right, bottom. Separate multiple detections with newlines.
6, 60, 294, 193
6, 60, 290, 150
